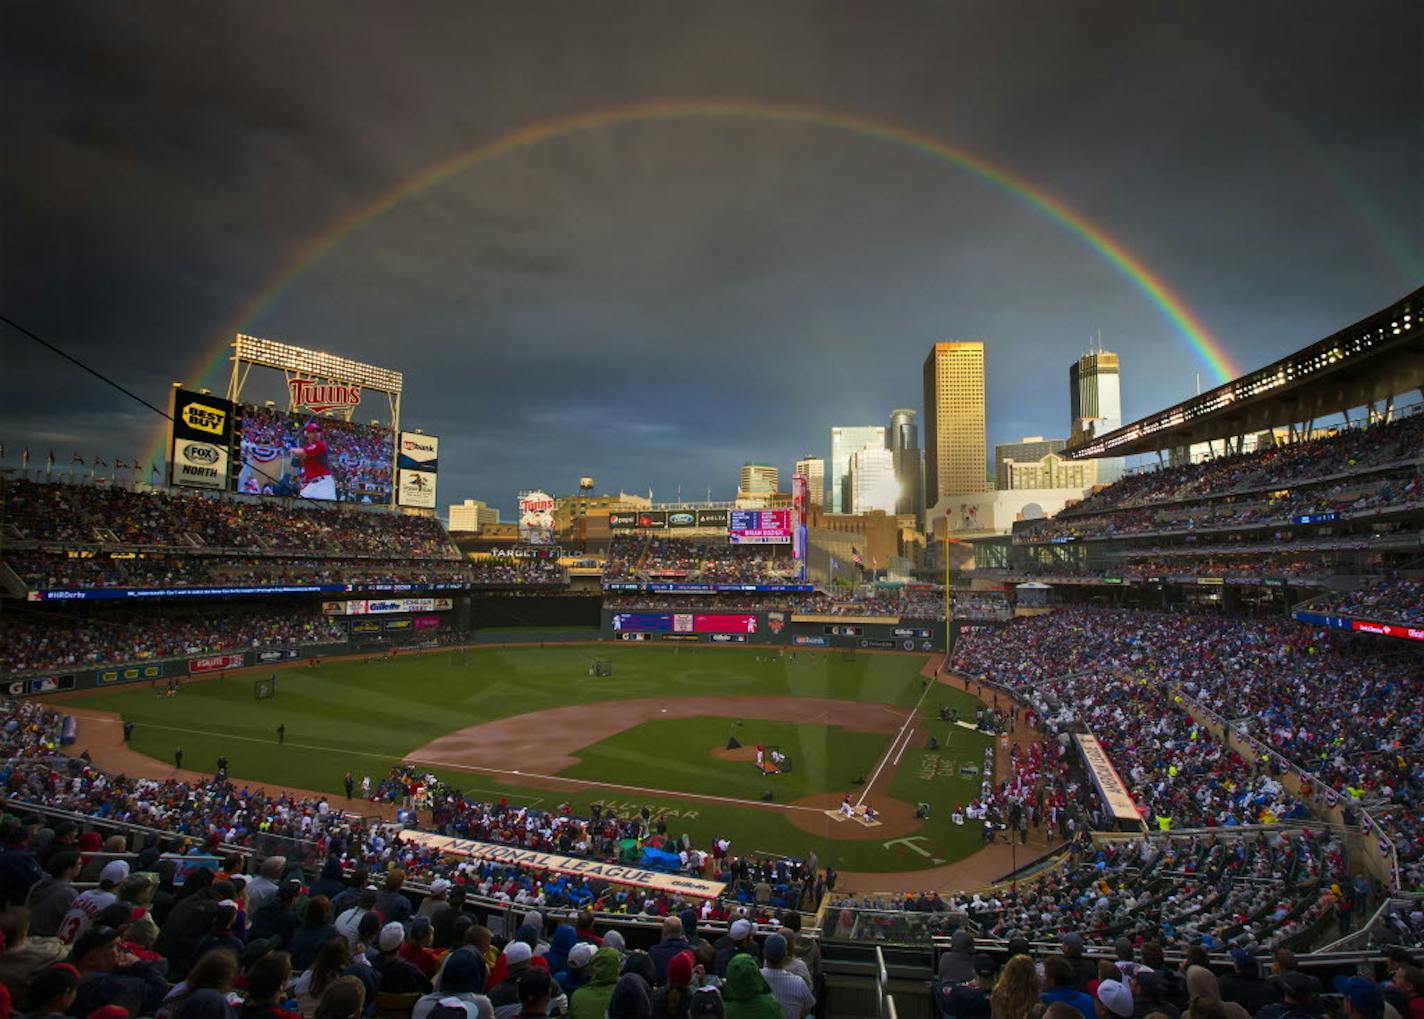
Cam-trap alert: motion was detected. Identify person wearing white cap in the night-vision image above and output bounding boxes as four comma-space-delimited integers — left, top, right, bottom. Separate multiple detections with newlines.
715, 918, 761, 978
1095, 979, 1134, 1019
418, 878, 452, 920
55, 858, 129, 945
373, 920, 431, 995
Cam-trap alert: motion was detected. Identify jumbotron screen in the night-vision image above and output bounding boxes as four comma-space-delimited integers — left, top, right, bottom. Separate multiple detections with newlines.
611, 613, 760, 634
727, 509, 791, 545
235, 405, 393, 503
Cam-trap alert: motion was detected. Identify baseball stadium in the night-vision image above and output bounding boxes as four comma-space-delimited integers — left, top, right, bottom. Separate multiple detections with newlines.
2, 290, 1422, 1019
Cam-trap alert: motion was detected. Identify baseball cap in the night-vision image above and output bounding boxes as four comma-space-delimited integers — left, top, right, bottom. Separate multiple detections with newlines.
729, 918, 753, 940
438, 949, 487, 994
1061, 932, 1085, 953
429, 878, 451, 895
1230, 948, 1259, 973
973, 954, 998, 976
100, 860, 130, 886
409, 916, 432, 940
763, 933, 787, 964
668, 950, 695, 987
1097, 979, 1134, 1018
1275, 972, 1316, 1001
86, 1007, 130, 1019
305, 422, 320, 432
568, 942, 595, 969
27, 964, 80, 1004
277, 879, 303, 901
505, 941, 533, 966
1333, 977, 1384, 1017
69, 925, 120, 961
378, 921, 405, 952
690, 986, 725, 1019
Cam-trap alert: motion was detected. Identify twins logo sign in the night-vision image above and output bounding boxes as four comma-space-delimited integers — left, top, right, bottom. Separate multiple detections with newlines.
768, 612, 786, 634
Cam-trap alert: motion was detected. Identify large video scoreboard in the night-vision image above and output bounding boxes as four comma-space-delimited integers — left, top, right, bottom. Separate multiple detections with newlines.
727, 509, 791, 545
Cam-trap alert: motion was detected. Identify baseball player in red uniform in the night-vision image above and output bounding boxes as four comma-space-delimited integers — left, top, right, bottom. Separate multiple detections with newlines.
290, 421, 337, 500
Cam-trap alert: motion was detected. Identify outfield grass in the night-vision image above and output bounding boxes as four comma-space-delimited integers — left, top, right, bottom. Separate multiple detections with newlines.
67, 646, 994, 874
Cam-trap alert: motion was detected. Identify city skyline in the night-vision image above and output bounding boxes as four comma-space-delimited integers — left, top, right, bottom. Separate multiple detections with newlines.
3, 3, 1418, 518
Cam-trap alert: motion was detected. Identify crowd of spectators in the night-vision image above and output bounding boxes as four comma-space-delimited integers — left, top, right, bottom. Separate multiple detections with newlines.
1061, 411, 1424, 517
1310, 574, 1424, 627
3, 478, 456, 557
605, 537, 799, 585
4, 553, 486, 594
953, 609, 1424, 887
1015, 466, 1424, 545
0, 605, 346, 675
835, 827, 1355, 952
0, 691, 840, 1016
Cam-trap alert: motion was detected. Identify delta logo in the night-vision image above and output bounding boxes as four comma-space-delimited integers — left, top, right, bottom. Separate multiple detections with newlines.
180, 400, 227, 436
288, 379, 362, 413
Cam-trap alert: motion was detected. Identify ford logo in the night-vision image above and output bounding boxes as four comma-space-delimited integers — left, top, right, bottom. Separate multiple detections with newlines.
669, 513, 694, 525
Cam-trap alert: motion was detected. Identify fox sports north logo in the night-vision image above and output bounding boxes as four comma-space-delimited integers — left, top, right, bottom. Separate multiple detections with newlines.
183, 443, 221, 465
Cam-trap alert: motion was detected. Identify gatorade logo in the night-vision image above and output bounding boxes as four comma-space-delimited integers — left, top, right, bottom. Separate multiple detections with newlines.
180, 400, 227, 436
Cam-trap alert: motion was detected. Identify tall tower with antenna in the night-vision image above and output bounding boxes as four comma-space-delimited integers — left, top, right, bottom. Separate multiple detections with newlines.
1069, 341, 1124, 484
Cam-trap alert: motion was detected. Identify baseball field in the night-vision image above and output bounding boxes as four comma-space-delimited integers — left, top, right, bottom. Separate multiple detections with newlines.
62, 644, 1002, 875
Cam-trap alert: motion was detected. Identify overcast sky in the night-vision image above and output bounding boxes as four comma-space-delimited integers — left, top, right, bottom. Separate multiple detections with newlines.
4, 2, 1420, 515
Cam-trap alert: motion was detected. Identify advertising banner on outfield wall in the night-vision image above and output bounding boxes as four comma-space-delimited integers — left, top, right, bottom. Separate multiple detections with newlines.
324, 597, 453, 615
190, 654, 246, 674
169, 388, 235, 491
399, 832, 727, 898
696, 509, 729, 528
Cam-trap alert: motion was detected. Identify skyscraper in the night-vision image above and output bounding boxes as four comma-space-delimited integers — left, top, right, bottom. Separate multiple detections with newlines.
793, 456, 825, 509
849, 444, 897, 514
994, 436, 1066, 489
829, 425, 886, 513
1069, 349, 1123, 483
887, 408, 922, 524
738, 462, 779, 496
922, 341, 987, 505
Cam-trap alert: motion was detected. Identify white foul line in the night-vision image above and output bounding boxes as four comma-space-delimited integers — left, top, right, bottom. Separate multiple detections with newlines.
856, 677, 934, 807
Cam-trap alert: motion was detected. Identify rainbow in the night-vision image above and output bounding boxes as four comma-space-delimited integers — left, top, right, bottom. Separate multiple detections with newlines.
145, 100, 1239, 465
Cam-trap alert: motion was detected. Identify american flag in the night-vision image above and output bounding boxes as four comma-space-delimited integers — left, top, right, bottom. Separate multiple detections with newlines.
850, 546, 864, 566
72, 452, 85, 466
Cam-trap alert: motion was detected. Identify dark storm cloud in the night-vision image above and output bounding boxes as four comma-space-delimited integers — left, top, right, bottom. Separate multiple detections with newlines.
3, 1, 1420, 515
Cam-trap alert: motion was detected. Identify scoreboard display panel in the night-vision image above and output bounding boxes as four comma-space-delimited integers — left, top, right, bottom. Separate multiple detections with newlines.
728, 509, 791, 545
